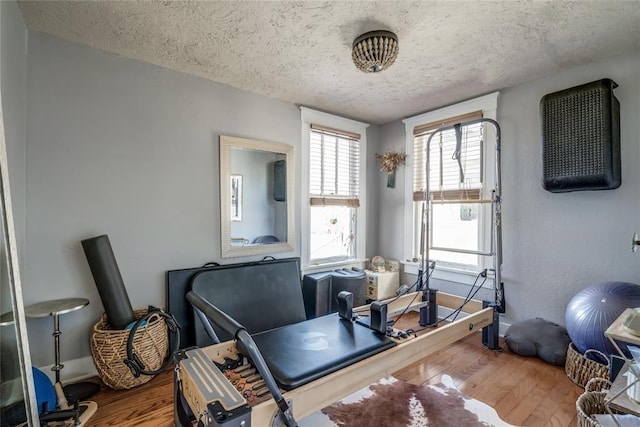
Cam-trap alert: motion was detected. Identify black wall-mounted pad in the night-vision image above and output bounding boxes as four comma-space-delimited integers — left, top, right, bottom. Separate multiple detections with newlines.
540, 78, 621, 192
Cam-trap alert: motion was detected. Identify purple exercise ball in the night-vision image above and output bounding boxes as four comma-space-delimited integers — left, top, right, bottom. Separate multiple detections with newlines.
565, 281, 640, 356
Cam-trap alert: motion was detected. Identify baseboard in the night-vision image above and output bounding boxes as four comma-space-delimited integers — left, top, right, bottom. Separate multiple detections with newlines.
38, 356, 97, 385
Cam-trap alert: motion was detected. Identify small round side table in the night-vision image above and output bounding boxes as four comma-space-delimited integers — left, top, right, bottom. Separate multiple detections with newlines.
24, 297, 89, 383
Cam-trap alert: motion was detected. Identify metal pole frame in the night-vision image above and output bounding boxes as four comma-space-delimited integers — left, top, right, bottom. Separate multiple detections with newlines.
420, 118, 503, 326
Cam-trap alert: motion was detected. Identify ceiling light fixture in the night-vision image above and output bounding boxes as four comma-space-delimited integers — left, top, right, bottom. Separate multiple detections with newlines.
352, 30, 399, 73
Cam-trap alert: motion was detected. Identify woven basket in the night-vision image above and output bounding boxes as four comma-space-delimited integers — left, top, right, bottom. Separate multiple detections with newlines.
90, 309, 168, 390
576, 377, 621, 426
565, 343, 610, 388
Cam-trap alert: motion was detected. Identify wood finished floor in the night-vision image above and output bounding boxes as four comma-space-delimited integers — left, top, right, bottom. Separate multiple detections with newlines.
84, 313, 583, 426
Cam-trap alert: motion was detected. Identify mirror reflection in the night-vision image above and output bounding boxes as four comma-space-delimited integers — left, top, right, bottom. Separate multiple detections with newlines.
219, 135, 295, 258
230, 174, 243, 222
230, 149, 286, 243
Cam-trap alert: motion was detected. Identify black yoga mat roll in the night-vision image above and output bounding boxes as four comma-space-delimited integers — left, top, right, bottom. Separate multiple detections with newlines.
81, 234, 135, 329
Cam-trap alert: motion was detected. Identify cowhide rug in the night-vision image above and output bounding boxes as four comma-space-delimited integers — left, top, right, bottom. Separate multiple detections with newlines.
299, 375, 515, 427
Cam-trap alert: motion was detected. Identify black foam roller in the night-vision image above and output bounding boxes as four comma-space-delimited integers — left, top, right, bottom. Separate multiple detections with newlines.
81, 235, 135, 329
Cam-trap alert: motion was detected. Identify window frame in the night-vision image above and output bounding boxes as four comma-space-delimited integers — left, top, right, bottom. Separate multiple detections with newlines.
402, 92, 499, 284
300, 107, 369, 270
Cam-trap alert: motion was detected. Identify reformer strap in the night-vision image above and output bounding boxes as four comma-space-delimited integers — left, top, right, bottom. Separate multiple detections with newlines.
453, 123, 464, 183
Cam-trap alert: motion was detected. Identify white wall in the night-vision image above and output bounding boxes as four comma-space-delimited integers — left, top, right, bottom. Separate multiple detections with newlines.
378, 50, 640, 327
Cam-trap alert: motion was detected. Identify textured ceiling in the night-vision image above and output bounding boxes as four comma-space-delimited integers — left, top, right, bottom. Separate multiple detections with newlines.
18, 1, 640, 125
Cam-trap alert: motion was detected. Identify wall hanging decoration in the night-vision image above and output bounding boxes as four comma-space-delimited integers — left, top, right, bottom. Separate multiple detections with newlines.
376, 151, 407, 188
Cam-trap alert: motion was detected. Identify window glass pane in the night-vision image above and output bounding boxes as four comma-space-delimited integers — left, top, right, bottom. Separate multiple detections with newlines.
309, 206, 355, 261
427, 202, 491, 268
429, 247, 478, 267
310, 131, 359, 198
412, 122, 488, 269
429, 201, 479, 266
414, 122, 483, 200
431, 203, 478, 251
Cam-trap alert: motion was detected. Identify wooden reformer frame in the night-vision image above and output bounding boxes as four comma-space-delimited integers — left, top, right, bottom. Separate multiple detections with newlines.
176, 291, 497, 426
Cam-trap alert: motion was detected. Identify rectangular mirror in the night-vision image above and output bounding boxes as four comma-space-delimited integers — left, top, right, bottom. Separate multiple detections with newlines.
219, 135, 295, 258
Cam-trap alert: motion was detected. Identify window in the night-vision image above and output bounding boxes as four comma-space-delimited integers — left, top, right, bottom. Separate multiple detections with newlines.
403, 93, 498, 277
301, 108, 369, 268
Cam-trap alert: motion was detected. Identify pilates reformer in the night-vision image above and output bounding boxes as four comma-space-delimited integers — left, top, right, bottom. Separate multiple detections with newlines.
173, 289, 499, 427
173, 118, 505, 426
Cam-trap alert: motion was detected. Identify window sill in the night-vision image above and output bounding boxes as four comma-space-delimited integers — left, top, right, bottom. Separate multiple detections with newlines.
302, 258, 368, 275
400, 261, 491, 288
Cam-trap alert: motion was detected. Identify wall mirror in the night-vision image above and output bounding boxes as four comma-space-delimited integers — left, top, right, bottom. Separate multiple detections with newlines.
219, 135, 295, 258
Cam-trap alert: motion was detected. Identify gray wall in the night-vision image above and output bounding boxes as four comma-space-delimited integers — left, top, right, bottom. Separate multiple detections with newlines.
21, 31, 381, 367
376, 120, 406, 260
365, 124, 380, 258
1, 0, 27, 263
23, 32, 303, 365
378, 50, 640, 327
498, 51, 639, 324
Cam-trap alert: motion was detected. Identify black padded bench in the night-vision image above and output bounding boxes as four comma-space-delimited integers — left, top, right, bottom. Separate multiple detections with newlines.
166, 257, 306, 349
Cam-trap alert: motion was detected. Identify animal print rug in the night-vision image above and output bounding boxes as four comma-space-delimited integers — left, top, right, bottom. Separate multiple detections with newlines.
299, 375, 515, 427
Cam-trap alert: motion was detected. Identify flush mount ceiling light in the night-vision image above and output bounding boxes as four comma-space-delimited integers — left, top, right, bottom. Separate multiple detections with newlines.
352, 30, 399, 73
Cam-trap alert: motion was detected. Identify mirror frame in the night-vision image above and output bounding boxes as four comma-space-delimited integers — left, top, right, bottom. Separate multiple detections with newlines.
219, 135, 295, 258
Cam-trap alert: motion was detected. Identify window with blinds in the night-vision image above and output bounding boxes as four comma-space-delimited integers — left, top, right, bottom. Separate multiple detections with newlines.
413, 111, 483, 202
309, 125, 360, 207
412, 110, 486, 267
308, 124, 361, 262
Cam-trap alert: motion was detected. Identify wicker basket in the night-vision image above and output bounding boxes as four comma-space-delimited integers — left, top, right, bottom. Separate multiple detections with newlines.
576, 377, 621, 426
566, 343, 610, 388
90, 309, 169, 390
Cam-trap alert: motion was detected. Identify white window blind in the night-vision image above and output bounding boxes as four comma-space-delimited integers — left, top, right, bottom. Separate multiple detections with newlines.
413, 111, 483, 202
310, 125, 361, 207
